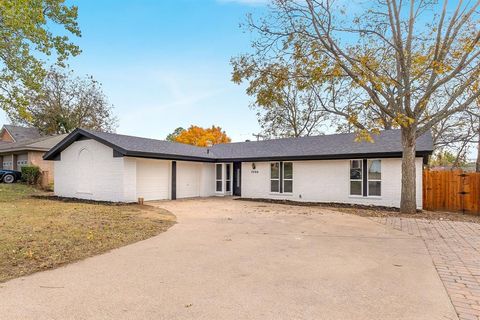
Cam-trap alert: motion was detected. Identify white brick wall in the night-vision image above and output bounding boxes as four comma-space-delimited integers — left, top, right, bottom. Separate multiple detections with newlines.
54, 139, 423, 208
241, 158, 424, 209
123, 157, 137, 202
54, 139, 126, 201
55, 142, 218, 202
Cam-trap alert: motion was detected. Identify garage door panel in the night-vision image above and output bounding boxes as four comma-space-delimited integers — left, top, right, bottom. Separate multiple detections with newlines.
136, 159, 169, 201
177, 162, 201, 198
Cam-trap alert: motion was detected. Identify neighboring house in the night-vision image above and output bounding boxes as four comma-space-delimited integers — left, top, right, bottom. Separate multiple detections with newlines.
0, 125, 67, 183
44, 128, 433, 208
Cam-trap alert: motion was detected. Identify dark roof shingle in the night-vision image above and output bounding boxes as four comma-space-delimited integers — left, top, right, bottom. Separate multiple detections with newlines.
0, 134, 69, 153
85, 130, 211, 159
210, 130, 433, 160
3, 125, 43, 142
44, 128, 434, 161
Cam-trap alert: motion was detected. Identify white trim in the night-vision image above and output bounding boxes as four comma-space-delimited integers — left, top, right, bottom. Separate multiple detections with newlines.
215, 163, 223, 193
349, 159, 363, 196
225, 163, 232, 193
282, 161, 293, 194
367, 159, 382, 197
270, 162, 280, 193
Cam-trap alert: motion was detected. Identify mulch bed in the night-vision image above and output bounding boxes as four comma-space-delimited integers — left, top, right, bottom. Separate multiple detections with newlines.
31, 194, 135, 205
236, 198, 480, 223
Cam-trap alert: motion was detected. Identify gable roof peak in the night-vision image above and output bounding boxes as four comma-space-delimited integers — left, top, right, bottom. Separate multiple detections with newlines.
1, 124, 43, 143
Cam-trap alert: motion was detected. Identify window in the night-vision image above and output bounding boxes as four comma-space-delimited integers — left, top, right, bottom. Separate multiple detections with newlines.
270, 162, 280, 193
367, 160, 381, 196
283, 162, 293, 193
225, 164, 231, 192
350, 160, 363, 196
216, 164, 223, 192
17, 160, 28, 168
270, 162, 293, 193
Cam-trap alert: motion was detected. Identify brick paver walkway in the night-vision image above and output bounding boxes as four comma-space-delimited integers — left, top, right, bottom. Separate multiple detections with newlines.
372, 217, 480, 320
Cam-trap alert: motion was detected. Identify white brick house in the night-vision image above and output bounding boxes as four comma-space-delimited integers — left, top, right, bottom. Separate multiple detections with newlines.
44, 128, 433, 209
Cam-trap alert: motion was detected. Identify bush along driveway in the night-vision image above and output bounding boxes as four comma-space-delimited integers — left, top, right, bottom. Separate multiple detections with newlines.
0, 184, 175, 283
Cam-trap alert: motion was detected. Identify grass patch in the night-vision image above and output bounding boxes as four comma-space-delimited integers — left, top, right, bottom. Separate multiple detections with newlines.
0, 184, 175, 283
0, 183, 42, 202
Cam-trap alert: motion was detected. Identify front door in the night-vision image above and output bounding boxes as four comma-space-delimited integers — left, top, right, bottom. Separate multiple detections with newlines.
233, 162, 242, 196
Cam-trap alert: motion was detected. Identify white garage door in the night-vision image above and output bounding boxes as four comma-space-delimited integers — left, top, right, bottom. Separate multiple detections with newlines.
177, 161, 201, 198
136, 159, 169, 201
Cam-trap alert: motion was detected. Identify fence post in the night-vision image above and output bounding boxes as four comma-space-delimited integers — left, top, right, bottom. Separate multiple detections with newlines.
40, 171, 50, 189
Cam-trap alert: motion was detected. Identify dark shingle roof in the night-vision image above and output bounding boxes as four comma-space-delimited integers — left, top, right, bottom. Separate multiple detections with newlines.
210, 130, 433, 160
84, 130, 211, 159
44, 128, 433, 161
0, 134, 68, 153
3, 125, 43, 142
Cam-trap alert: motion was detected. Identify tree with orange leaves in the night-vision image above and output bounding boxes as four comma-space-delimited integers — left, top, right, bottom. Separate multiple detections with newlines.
174, 125, 231, 147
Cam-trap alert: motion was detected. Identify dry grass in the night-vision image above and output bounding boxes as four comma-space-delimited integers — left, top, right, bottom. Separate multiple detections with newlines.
0, 184, 175, 283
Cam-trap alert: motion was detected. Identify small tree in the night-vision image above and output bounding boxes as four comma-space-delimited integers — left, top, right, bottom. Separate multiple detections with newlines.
175, 125, 231, 147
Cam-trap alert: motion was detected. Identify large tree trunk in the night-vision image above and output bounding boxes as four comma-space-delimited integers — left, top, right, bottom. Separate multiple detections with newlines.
477, 123, 480, 172
400, 126, 418, 213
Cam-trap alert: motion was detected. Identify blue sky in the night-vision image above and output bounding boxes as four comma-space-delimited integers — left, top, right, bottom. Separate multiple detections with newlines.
0, 0, 269, 142
0, 0, 475, 159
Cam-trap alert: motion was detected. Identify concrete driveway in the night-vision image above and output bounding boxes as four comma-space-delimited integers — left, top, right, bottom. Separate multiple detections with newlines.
0, 198, 457, 320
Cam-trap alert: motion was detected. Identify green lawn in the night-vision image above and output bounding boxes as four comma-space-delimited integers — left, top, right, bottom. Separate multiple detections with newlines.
0, 184, 175, 282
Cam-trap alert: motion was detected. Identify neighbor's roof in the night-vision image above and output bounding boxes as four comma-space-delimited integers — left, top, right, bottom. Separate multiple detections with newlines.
2, 125, 43, 143
0, 134, 69, 154
43, 128, 433, 162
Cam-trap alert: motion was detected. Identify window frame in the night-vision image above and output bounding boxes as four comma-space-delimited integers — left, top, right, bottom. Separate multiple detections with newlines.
215, 163, 223, 192
225, 163, 231, 193
367, 159, 382, 197
270, 162, 281, 193
282, 162, 293, 194
349, 159, 363, 196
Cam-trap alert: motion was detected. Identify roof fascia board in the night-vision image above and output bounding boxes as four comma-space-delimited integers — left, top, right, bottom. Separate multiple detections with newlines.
213, 151, 432, 163
124, 152, 215, 162
43, 128, 128, 160
0, 147, 51, 154
126, 150, 431, 163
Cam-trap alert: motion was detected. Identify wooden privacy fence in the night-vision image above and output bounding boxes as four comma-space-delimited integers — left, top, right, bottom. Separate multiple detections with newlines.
423, 170, 480, 215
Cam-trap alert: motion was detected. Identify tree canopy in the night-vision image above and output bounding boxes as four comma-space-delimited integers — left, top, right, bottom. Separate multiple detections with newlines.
166, 127, 185, 142
0, 0, 81, 118
8, 68, 117, 134
174, 125, 231, 147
